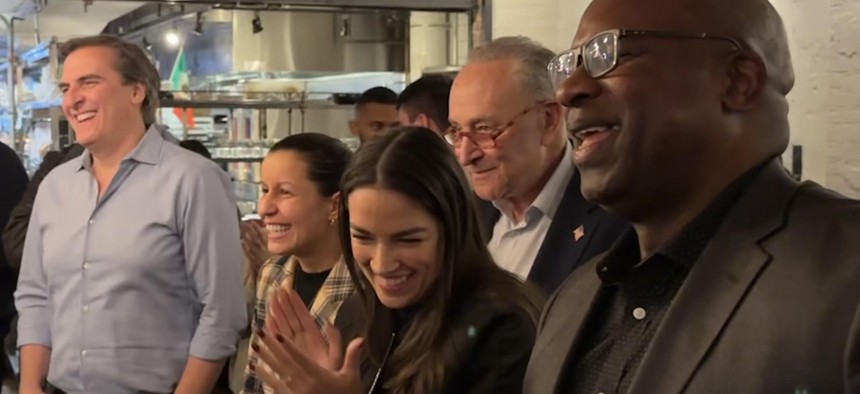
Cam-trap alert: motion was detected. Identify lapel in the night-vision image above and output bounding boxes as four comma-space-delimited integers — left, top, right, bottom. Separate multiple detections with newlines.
309, 257, 356, 327
528, 169, 600, 294
531, 256, 605, 393
478, 196, 499, 243
628, 160, 801, 394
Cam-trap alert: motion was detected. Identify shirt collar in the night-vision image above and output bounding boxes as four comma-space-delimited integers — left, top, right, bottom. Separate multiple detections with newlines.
494, 140, 574, 221
77, 124, 169, 172
595, 159, 771, 284
532, 140, 574, 218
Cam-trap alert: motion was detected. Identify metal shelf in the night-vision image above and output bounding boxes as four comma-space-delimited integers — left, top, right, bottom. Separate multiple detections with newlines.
18, 98, 62, 112
134, 0, 472, 12
160, 97, 351, 110
19, 40, 54, 66
213, 157, 265, 163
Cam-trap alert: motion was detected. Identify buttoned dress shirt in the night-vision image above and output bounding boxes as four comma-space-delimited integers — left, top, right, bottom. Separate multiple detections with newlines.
15, 126, 247, 394
488, 141, 574, 280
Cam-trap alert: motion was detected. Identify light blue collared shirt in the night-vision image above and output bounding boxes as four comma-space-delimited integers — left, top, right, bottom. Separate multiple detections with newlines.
15, 125, 246, 394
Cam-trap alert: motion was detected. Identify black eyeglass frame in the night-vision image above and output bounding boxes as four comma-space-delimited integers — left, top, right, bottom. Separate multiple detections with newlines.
548, 28, 745, 81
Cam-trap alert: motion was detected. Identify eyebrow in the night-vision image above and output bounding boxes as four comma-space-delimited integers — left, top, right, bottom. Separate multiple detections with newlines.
260, 181, 295, 188
449, 115, 496, 128
350, 225, 429, 237
57, 74, 104, 90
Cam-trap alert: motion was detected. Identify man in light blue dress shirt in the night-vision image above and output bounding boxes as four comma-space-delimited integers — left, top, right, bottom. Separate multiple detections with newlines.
14, 35, 246, 394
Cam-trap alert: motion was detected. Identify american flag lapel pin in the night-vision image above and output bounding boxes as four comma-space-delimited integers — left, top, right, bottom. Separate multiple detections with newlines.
573, 225, 585, 241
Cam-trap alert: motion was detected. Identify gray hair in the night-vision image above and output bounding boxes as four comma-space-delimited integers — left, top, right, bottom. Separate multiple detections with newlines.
467, 36, 556, 101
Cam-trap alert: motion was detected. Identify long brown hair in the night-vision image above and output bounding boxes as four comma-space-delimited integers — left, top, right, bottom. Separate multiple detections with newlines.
338, 127, 543, 394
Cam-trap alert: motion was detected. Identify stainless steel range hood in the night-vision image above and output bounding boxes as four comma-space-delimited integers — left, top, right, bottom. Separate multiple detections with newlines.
103, 0, 472, 13
102, 0, 473, 37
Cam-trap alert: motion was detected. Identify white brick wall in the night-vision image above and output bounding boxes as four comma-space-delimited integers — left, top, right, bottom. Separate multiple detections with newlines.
493, 0, 860, 198
824, 0, 860, 197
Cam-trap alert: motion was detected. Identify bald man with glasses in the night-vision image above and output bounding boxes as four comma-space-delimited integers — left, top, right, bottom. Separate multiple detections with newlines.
525, 0, 860, 393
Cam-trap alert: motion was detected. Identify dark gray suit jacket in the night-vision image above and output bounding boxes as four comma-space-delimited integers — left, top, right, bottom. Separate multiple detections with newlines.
524, 159, 860, 394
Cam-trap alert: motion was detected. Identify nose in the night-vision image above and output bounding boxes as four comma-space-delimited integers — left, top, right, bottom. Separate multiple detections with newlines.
63, 86, 84, 112
556, 66, 603, 109
257, 192, 276, 217
454, 137, 483, 167
370, 244, 399, 274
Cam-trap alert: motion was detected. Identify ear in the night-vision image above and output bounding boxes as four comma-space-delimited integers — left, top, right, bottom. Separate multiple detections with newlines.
131, 82, 146, 106
721, 54, 767, 112
415, 113, 432, 129
539, 101, 565, 145
348, 120, 359, 137
328, 191, 342, 221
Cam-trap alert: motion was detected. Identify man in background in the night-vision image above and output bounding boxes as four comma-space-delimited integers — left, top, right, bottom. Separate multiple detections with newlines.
396, 74, 453, 136
348, 86, 399, 144
15, 35, 245, 394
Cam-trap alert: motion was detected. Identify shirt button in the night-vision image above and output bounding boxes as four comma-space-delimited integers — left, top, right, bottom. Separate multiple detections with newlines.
633, 307, 647, 320
82, 305, 89, 312
81, 350, 87, 356
88, 219, 95, 225
83, 262, 89, 269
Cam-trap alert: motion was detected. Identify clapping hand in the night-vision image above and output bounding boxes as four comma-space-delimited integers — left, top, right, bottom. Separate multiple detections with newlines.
241, 219, 269, 279
253, 288, 365, 394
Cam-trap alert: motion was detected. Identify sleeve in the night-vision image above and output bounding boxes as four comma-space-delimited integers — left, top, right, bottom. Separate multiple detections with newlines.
13, 204, 52, 347
454, 313, 537, 393
182, 165, 247, 360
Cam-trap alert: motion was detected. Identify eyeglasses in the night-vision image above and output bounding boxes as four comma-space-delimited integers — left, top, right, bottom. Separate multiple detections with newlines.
444, 102, 545, 149
547, 29, 745, 89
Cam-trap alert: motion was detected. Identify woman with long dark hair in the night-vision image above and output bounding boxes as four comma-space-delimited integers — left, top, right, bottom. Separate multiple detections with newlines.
251, 126, 543, 393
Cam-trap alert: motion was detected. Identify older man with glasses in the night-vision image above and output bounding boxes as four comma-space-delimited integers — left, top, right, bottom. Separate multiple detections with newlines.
525, 0, 860, 393
448, 36, 628, 297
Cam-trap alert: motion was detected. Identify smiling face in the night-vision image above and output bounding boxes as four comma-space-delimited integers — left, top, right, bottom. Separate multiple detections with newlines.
449, 60, 549, 203
558, 0, 734, 215
258, 150, 339, 257
60, 45, 146, 149
347, 187, 441, 309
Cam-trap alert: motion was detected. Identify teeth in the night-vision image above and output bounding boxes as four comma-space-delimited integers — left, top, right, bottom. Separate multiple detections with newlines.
577, 125, 620, 138
266, 224, 290, 233
379, 274, 409, 287
75, 112, 96, 122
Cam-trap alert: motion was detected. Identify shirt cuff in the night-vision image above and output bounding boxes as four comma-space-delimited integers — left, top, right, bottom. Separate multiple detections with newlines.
189, 326, 240, 360
17, 315, 51, 348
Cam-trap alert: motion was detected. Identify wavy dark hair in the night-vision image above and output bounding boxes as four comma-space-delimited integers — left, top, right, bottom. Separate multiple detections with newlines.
337, 126, 543, 394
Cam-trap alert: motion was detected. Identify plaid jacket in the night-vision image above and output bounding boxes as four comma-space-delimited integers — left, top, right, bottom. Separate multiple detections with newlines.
240, 255, 356, 394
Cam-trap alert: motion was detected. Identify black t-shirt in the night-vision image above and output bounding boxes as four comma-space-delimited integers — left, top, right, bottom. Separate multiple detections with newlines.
293, 265, 331, 307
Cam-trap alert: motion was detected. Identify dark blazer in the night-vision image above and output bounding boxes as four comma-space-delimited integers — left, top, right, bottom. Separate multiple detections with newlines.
0, 143, 27, 334
479, 168, 628, 296
2, 143, 84, 271
336, 292, 537, 394
524, 159, 860, 394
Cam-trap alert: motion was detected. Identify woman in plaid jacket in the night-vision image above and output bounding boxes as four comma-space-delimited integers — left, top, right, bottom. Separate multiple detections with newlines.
240, 133, 356, 394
